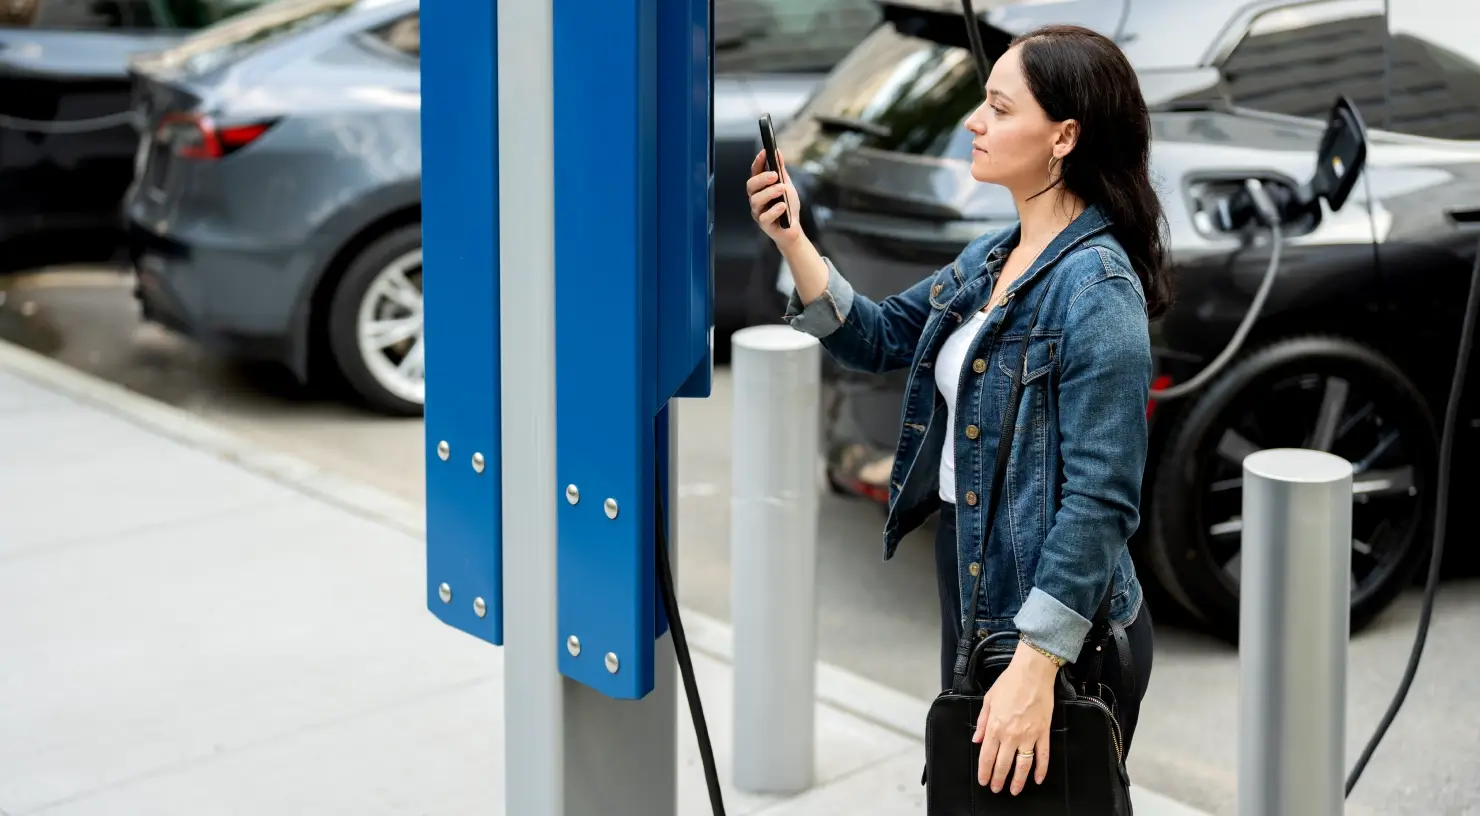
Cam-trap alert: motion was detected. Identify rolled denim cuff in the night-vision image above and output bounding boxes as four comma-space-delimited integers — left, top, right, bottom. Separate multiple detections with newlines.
1013, 587, 1094, 664
782, 256, 855, 339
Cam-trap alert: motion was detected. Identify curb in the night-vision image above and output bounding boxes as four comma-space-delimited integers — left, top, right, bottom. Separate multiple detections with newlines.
0, 338, 1209, 815
0, 337, 927, 740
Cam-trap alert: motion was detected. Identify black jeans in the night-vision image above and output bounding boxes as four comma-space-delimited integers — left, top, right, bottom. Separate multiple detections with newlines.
934, 503, 1156, 758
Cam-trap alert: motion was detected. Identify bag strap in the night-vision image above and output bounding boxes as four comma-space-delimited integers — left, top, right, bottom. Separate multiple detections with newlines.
948, 267, 1119, 691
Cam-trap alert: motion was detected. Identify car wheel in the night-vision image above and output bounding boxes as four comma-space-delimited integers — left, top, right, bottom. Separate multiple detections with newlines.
1146, 335, 1436, 644
327, 223, 425, 417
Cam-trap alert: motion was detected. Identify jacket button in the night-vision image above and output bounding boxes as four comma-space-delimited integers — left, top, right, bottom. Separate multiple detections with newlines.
968, 562, 980, 577
965, 425, 980, 440
931, 284, 943, 298
972, 358, 986, 374
964, 491, 978, 506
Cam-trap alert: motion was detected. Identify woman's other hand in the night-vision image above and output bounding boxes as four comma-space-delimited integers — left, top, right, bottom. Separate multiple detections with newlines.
746, 148, 803, 251
972, 641, 1060, 794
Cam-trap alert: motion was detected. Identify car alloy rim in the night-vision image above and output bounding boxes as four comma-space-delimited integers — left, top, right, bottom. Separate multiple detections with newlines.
355, 248, 424, 405
1191, 370, 1427, 609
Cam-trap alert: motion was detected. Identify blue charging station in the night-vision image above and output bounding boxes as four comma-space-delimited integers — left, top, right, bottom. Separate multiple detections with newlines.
420, 0, 503, 648
421, 0, 714, 714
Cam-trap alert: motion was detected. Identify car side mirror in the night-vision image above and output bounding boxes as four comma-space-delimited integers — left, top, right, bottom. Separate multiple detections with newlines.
1308, 95, 1368, 213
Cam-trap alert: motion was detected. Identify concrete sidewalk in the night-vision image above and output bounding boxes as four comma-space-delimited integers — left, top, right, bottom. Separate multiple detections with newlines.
0, 341, 1207, 815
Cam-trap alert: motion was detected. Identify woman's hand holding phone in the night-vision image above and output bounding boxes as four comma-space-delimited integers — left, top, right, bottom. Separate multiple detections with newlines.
747, 149, 802, 250
745, 148, 832, 307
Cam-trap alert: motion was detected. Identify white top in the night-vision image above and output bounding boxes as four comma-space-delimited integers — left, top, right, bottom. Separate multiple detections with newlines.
935, 308, 991, 504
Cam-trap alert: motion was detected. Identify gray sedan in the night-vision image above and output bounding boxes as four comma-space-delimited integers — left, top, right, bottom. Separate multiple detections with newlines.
125, 0, 877, 415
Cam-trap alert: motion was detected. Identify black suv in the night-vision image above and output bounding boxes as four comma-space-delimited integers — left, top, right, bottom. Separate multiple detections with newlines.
756, 0, 1480, 641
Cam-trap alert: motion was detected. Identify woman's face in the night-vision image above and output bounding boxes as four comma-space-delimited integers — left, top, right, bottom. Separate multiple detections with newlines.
963, 45, 1075, 192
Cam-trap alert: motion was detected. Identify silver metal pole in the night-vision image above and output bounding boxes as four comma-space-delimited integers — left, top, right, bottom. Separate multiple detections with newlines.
1238, 448, 1353, 816
728, 324, 822, 794
498, 1, 676, 812
497, 0, 561, 810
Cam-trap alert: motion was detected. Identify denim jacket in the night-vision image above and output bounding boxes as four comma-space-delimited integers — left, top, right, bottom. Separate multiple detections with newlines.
783, 204, 1151, 663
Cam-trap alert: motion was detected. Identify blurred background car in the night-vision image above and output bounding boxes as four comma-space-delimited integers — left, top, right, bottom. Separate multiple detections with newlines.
0, 0, 270, 274
758, 0, 1480, 641
120, 0, 881, 416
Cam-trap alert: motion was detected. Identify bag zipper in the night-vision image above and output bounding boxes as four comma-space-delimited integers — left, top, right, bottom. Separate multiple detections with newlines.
1083, 695, 1124, 763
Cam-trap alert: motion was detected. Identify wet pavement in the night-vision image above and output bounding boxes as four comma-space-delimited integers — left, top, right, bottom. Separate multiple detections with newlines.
3, 264, 1480, 815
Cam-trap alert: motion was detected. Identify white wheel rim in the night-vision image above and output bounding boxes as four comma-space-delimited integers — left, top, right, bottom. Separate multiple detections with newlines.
355, 248, 424, 406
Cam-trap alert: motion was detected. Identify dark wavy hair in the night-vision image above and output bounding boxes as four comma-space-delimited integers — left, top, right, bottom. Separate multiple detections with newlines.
1011, 24, 1173, 320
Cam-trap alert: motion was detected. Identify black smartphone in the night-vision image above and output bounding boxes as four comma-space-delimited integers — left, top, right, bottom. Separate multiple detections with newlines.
757, 113, 790, 230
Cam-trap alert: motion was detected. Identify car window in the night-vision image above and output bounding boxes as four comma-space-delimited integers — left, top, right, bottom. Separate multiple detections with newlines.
714, 0, 881, 74
1217, 0, 1389, 125
2, 0, 160, 28
160, 0, 276, 29
1384, 0, 1480, 140
776, 17, 986, 162
0, 0, 272, 29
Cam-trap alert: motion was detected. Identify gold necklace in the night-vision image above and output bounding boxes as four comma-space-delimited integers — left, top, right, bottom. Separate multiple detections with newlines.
982, 241, 1049, 313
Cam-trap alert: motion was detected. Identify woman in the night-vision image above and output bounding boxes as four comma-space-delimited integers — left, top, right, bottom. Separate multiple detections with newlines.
746, 24, 1165, 796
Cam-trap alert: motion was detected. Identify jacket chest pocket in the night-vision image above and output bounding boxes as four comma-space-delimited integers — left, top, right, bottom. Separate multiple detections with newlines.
995, 334, 1059, 430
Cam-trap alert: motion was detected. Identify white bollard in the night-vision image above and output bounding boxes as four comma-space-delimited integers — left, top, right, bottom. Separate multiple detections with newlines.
728, 324, 822, 795
1238, 448, 1353, 816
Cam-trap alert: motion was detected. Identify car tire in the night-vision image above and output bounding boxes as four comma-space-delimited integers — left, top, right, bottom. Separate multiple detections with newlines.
1145, 335, 1436, 644
326, 223, 425, 417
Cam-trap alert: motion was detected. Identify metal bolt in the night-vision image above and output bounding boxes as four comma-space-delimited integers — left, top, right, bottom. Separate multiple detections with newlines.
605, 652, 620, 674
565, 484, 580, 505
567, 635, 582, 657
437, 440, 449, 461
473, 597, 487, 618
604, 498, 619, 519
472, 452, 485, 473
438, 582, 452, 603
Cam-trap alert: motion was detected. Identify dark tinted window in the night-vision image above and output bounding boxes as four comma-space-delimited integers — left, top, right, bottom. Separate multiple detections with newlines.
1384, 0, 1480, 140
714, 0, 881, 74
0, 0, 271, 29
1, 0, 159, 28
1218, 0, 1388, 123
161, 0, 274, 28
778, 19, 985, 162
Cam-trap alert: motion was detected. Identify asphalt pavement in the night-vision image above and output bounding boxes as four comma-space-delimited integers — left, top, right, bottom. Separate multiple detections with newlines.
2, 266, 1478, 814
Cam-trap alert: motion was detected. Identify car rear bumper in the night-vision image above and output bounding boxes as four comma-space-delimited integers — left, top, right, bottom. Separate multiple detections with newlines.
128, 221, 303, 369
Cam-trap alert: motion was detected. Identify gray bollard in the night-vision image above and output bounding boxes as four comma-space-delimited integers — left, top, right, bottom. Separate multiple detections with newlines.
1238, 448, 1353, 816
728, 324, 822, 794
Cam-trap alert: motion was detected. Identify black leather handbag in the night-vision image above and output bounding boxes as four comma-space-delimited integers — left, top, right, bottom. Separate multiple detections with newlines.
922, 271, 1136, 815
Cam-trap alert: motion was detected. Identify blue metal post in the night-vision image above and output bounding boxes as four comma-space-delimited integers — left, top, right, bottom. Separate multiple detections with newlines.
421, 0, 502, 645
552, 0, 712, 701
424, 0, 711, 809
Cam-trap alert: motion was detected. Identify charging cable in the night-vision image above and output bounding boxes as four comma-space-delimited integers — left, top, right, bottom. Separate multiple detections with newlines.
1344, 229, 1479, 795
1141, 171, 1478, 794
654, 461, 727, 815
0, 110, 140, 134
1151, 178, 1285, 401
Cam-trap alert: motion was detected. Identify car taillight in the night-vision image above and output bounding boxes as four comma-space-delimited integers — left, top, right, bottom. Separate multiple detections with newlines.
155, 113, 276, 160
1146, 374, 1174, 419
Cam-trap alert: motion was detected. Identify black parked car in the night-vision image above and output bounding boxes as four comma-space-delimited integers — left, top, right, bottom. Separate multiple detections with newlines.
755, 0, 1480, 641
0, 0, 268, 272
